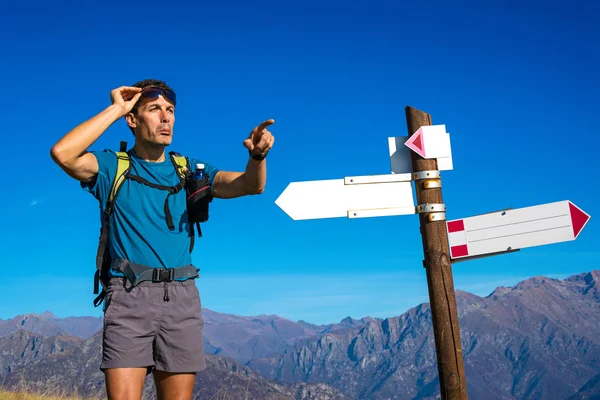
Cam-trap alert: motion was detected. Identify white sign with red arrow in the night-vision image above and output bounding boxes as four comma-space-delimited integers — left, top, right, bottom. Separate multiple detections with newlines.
405, 124, 452, 159
388, 124, 453, 174
446, 200, 591, 260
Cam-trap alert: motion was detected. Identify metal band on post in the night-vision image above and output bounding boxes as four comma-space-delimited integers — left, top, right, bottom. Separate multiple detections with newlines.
413, 170, 440, 180
416, 204, 446, 222
424, 179, 442, 189
416, 203, 446, 213
428, 212, 446, 222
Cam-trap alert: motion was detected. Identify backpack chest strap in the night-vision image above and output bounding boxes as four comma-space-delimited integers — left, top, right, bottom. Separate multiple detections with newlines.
125, 173, 185, 231
126, 173, 185, 193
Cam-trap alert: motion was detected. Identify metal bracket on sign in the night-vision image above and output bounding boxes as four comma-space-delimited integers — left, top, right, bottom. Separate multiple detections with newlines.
423, 179, 441, 189
348, 207, 416, 219
416, 203, 446, 213
428, 212, 446, 222
344, 173, 412, 185
413, 170, 440, 180
467, 207, 514, 218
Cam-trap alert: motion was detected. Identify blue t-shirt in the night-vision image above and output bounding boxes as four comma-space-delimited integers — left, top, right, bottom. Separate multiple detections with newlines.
81, 149, 219, 277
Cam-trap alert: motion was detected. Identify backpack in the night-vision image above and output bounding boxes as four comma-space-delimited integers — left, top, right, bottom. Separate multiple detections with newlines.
92, 141, 212, 307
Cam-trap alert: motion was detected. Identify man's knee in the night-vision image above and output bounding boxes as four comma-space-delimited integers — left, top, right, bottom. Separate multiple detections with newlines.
153, 371, 196, 400
104, 367, 148, 400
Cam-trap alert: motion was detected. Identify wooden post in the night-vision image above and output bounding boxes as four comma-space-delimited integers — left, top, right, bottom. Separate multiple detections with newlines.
405, 106, 468, 399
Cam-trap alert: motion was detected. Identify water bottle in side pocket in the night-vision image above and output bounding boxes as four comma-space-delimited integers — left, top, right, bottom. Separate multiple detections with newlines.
186, 163, 212, 225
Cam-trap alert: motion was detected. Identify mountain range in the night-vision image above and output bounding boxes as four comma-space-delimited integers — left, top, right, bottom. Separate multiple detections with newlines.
1, 270, 599, 399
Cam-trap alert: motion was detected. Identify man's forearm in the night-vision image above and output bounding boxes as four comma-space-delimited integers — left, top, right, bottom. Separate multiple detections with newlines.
243, 157, 267, 194
50, 104, 124, 166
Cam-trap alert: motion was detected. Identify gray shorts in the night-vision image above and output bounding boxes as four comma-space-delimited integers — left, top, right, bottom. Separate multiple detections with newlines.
101, 276, 206, 373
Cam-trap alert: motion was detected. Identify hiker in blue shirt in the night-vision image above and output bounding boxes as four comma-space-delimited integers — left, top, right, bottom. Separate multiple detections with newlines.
50, 79, 275, 400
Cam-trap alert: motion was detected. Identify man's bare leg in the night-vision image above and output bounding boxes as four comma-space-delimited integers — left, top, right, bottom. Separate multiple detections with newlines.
104, 368, 147, 400
153, 371, 196, 400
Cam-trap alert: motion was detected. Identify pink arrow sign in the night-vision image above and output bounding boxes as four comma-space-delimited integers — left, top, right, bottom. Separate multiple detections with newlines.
405, 128, 426, 157
405, 128, 425, 157
447, 200, 591, 260
405, 125, 452, 159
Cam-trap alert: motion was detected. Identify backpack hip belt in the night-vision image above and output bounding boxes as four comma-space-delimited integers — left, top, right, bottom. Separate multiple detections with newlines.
110, 258, 199, 287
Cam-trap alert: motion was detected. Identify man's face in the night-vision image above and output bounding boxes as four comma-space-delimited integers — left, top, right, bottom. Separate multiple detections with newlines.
129, 94, 175, 147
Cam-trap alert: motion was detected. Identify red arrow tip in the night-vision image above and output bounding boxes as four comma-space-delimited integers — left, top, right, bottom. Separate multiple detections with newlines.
405, 128, 425, 157
414, 133, 424, 152
569, 202, 591, 238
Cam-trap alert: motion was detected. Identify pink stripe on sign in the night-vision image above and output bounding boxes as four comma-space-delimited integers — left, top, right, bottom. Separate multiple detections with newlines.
447, 220, 465, 233
451, 245, 469, 258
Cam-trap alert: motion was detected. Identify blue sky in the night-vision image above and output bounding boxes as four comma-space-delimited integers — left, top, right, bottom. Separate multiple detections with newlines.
0, 0, 598, 325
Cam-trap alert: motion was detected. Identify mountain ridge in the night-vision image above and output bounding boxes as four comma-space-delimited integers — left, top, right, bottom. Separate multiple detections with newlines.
7, 270, 597, 333
247, 269, 600, 399
2, 270, 599, 399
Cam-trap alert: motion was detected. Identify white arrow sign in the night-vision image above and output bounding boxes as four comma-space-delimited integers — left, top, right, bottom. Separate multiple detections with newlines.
275, 174, 416, 220
447, 200, 591, 259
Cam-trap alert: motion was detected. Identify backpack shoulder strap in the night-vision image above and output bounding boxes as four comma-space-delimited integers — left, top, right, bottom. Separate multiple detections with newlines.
93, 144, 132, 307
168, 151, 203, 252
109, 150, 131, 205
169, 151, 190, 180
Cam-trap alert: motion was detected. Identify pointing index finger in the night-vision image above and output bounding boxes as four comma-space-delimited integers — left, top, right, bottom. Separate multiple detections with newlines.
256, 119, 275, 132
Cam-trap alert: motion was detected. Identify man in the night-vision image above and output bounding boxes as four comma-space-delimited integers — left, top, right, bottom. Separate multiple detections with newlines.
50, 79, 275, 400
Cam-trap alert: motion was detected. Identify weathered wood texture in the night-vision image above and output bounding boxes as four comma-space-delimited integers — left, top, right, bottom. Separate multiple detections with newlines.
405, 106, 468, 400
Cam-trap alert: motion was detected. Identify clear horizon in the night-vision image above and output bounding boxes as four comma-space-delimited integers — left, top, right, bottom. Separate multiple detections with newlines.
1, 269, 595, 324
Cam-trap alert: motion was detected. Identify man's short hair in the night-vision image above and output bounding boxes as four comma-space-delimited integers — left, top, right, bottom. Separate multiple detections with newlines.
128, 79, 175, 135
130, 79, 175, 115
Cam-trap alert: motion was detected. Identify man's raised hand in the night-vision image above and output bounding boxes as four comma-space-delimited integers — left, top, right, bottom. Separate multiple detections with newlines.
243, 119, 275, 156
110, 86, 143, 116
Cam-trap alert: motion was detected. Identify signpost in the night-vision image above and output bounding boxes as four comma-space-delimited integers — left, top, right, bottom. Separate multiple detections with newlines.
274, 106, 591, 400
447, 201, 591, 260
404, 107, 467, 400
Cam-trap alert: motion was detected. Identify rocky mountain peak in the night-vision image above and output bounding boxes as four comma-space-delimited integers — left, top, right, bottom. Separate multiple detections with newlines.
40, 311, 59, 319
489, 286, 511, 297
586, 270, 600, 283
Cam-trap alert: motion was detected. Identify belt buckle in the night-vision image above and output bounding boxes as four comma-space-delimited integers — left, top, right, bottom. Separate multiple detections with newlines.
152, 268, 175, 283
152, 268, 161, 282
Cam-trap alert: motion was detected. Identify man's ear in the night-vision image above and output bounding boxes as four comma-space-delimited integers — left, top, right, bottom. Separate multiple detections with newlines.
125, 112, 138, 129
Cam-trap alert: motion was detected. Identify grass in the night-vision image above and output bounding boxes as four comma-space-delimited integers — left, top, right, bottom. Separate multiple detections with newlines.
0, 389, 94, 400
0, 372, 103, 400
